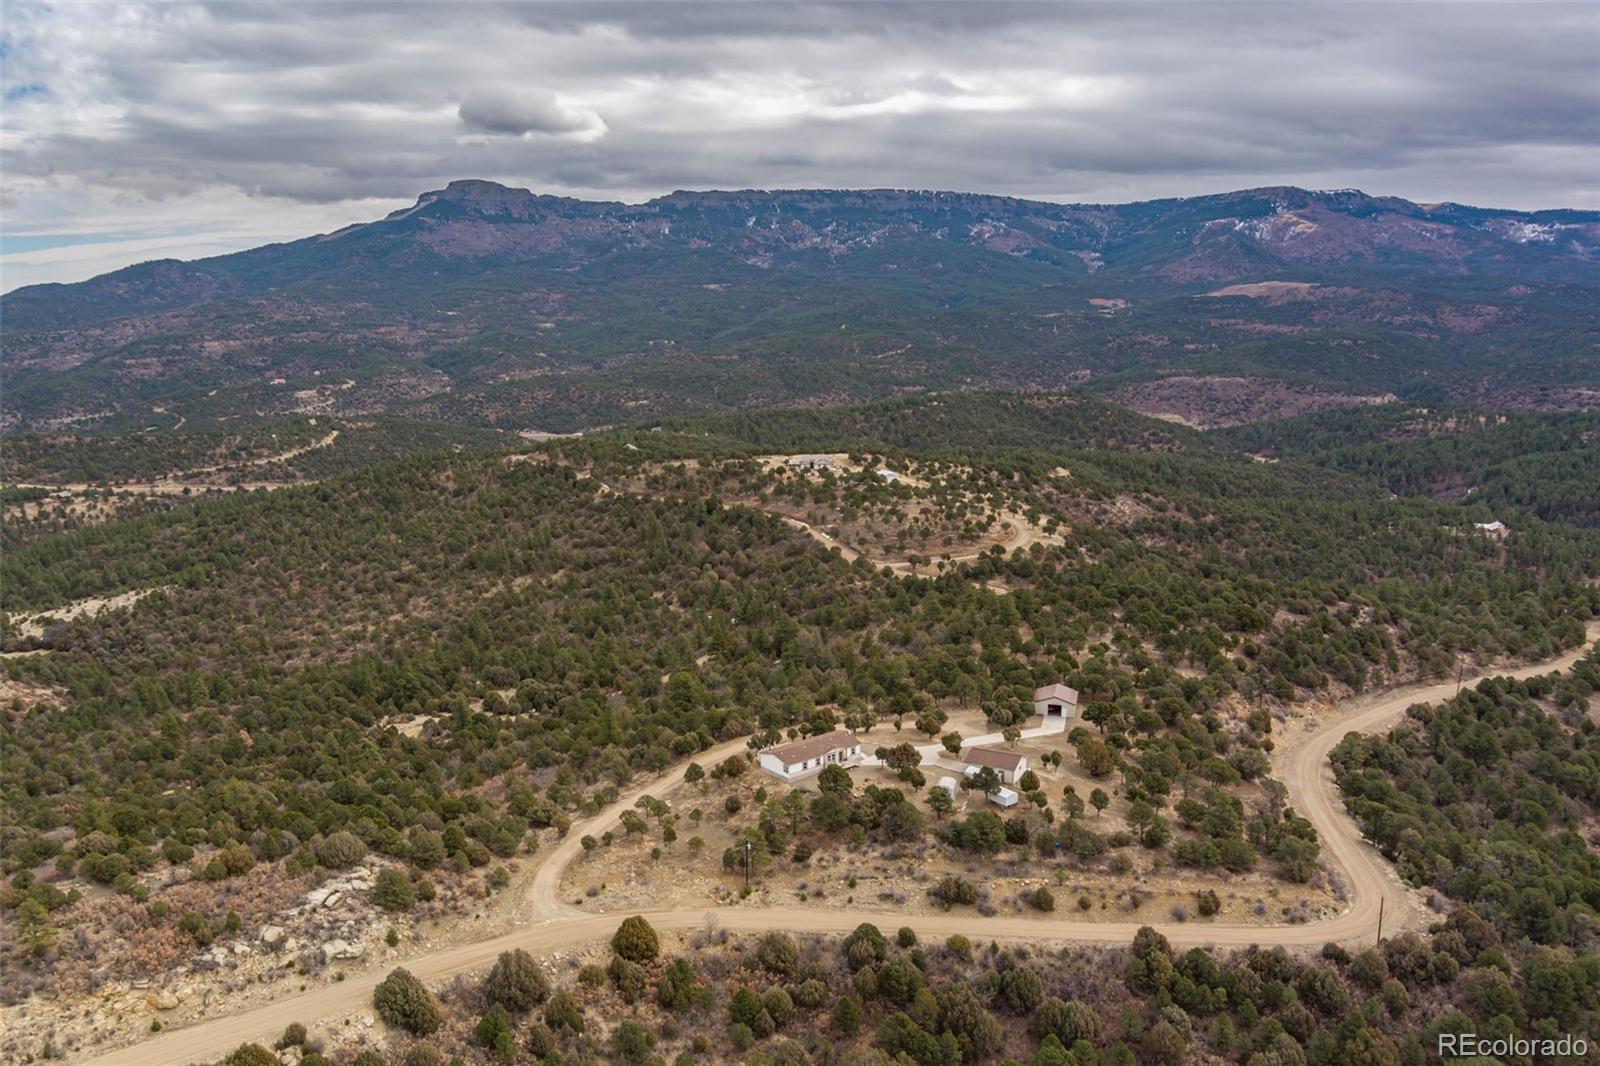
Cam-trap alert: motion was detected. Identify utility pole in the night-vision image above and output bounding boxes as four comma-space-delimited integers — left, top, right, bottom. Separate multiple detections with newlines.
1376, 897, 1385, 947
1455, 658, 1464, 697
743, 841, 752, 889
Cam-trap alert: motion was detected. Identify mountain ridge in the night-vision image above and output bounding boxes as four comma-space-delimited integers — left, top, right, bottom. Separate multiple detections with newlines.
4, 181, 1597, 434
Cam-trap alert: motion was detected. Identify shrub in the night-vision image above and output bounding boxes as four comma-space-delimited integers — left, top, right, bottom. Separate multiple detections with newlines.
372, 968, 441, 1035
756, 931, 799, 974
371, 868, 415, 912
1030, 886, 1055, 912
315, 831, 366, 869
225, 1045, 277, 1066
831, 995, 863, 1036
274, 1023, 307, 1050
611, 1020, 656, 1063
657, 958, 697, 1010
1295, 965, 1352, 1016
996, 965, 1045, 1013
407, 830, 446, 870
526, 1021, 557, 1057
484, 948, 548, 1010
762, 986, 796, 1028
1349, 948, 1388, 989
730, 986, 763, 1026
544, 990, 585, 1033
842, 923, 888, 966
794, 978, 828, 1010
178, 910, 212, 945
1195, 889, 1221, 917
1035, 997, 1099, 1044
877, 956, 925, 1005
219, 844, 256, 878
475, 1004, 513, 1050
612, 915, 661, 962
932, 876, 979, 908
610, 956, 648, 1002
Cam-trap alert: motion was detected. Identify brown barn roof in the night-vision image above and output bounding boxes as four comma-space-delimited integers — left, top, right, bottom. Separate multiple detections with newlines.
963, 746, 1025, 772
763, 729, 857, 765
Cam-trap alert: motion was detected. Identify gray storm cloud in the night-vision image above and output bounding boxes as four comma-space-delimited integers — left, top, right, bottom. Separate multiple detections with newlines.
1, 0, 1595, 287
458, 86, 605, 138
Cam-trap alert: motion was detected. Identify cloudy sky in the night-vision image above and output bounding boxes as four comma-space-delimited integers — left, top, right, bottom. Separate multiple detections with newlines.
2, 1, 1596, 290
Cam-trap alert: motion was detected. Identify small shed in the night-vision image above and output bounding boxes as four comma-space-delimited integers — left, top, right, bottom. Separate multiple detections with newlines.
935, 776, 959, 798
989, 787, 1020, 808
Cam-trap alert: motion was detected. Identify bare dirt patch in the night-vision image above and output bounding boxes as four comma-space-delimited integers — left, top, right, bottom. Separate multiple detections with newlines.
7, 586, 172, 639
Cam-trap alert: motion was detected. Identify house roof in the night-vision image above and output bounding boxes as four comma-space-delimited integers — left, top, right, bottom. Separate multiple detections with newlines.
763, 728, 857, 765
963, 746, 1025, 772
1033, 683, 1079, 704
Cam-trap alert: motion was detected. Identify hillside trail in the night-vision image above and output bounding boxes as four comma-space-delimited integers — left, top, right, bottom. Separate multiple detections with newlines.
780, 508, 1059, 578
80, 623, 1599, 1065
12, 431, 339, 496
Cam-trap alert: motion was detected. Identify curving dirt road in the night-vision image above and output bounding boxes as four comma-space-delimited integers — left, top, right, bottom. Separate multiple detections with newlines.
13, 431, 339, 497
80, 625, 1598, 1065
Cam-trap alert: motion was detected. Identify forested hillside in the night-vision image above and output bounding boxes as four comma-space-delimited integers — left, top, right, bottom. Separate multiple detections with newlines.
1333, 650, 1600, 950
2, 392, 1598, 1063
1218, 406, 1600, 527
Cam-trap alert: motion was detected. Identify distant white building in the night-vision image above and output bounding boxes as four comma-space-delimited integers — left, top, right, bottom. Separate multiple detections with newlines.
1032, 683, 1079, 720
989, 787, 1020, 808
785, 456, 832, 470
1475, 520, 1508, 540
935, 776, 959, 798
876, 468, 901, 483
962, 746, 1029, 785
757, 729, 861, 782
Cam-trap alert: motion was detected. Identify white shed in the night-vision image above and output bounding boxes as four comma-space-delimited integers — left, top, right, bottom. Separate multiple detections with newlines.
989, 787, 1020, 808
935, 776, 959, 798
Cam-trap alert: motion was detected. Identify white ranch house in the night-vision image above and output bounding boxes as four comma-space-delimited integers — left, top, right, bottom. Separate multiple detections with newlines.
1033, 683, 1079, 720
758, 729, 862, 782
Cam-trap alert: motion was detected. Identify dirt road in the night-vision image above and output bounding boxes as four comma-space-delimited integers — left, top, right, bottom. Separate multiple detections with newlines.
80, 626, 1598, 1065
12, 432, 339, 497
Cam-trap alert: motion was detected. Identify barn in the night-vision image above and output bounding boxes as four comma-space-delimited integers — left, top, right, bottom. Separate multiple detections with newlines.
1033, 683, 1079, 719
